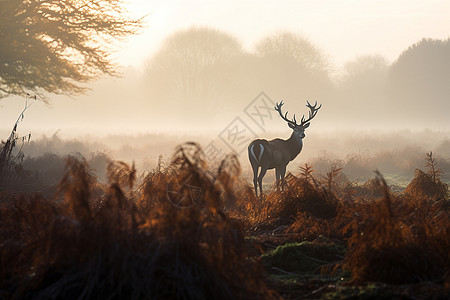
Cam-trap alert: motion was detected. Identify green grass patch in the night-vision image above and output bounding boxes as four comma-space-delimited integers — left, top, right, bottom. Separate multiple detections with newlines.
261, 241, 346, 274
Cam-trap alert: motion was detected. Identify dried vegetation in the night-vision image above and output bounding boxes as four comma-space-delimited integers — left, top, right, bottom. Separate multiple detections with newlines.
0, 139, 449, 299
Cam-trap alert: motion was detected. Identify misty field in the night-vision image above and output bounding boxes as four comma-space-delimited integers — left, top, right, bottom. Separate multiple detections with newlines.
2, 0, 450, 299
1, 138, 449, 299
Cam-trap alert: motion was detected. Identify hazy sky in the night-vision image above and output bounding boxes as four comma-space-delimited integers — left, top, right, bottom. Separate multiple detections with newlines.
120, 0, 450, 70
1, 0, 450, 138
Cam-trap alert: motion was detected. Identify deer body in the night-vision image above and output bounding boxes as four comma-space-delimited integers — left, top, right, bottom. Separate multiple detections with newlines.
248, 101, 320, 196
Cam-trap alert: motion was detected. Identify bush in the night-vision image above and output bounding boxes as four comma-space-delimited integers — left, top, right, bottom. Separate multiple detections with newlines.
343, 174, 449, 284
0, 144, 278, 299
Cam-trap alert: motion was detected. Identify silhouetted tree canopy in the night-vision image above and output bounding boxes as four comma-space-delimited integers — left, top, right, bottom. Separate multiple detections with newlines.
0, 0, 143, 100
334, 55, 389, 125
341, 55, 389, 82
143, 28, 334, 120
339, 55, 389, 101
255, 31, 330, 75
250, 31, 333, 102
389, 38, 450, 103
145, 27, 243, 104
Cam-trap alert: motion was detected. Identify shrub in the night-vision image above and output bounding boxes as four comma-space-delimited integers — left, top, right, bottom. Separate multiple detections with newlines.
0, 143, 278, 299
343, 173, 449, 284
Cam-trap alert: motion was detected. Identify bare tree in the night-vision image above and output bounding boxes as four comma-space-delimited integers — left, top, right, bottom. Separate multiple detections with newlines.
255, 31, 330, 75
339, 55, 389, 102
145, 27, 243, 104
251, 31, 333, 102
328, 55, 389, 126
341, 55, 389, 82
0, 0, 143, 100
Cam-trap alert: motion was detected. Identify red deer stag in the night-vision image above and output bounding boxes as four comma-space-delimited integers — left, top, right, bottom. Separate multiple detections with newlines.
248, 101, 321, 196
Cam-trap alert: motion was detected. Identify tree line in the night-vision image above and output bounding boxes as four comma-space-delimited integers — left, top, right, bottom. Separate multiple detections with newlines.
1, 1, 449, 128
143, 28, 450, 127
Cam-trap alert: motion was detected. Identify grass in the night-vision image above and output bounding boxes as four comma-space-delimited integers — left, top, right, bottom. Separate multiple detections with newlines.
0, 142, 449, 299
261, 241, 346, 274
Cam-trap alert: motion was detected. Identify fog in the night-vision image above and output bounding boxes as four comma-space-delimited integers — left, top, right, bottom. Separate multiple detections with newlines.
1, 1, 450, 183
2, 33, 449, 133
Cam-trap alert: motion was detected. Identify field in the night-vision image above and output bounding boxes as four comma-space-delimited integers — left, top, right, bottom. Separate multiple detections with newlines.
2, 1, 450, 299
1, 139, 449, 299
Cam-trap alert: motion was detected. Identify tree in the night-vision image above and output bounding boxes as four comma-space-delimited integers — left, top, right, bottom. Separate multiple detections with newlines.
250, 31, 333, 103
341, 55, 389, 83
339, 55, 389, 101
255, 31, 330, 75
387, 38, 450, 122
144, 27, 243, 104
0, 0, 143, 100
334, 55, 389, 126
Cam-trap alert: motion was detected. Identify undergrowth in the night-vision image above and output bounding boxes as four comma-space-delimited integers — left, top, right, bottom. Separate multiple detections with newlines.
0, 143, 278, 300
0, 142, 449, 299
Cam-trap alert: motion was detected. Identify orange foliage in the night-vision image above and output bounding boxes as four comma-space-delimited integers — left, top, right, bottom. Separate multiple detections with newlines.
1, 142, 449, 298
0, 143, 278, 299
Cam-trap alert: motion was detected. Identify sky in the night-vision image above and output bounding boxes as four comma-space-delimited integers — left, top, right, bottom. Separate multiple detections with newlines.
1, 0, 450, 138
119, 0, 450, 70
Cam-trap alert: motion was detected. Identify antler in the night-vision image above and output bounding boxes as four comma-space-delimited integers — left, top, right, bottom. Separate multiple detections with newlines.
300, 101, 322, 126
274, 101, 298, 127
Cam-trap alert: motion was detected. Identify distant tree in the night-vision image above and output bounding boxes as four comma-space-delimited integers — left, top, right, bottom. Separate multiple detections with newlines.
145, 27, 243, 104
338, 55, 389, 108
334, 55, 389, 126
387, 38, 450, 118
341, 55, 389, 83
0, 0, 143, 100
255, 31, 330, 75
248, 31, 332, 103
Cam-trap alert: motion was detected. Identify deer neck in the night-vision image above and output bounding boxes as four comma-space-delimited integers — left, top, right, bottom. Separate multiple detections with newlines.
286, 131, 303, 161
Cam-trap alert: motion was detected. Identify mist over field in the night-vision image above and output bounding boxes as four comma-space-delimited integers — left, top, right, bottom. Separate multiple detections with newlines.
2, 33, 450, 134
1, 1, 450, 299
2, 2, 450, 175
2, 28, 450, 185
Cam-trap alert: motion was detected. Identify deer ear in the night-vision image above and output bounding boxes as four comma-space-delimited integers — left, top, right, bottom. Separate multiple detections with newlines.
303, 123, 310, 128
288, 123, 296, 129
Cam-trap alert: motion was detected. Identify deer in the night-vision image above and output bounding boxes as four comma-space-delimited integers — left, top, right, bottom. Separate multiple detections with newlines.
248, 100, 321, 196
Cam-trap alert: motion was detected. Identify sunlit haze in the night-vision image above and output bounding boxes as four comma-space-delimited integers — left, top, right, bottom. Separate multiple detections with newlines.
120, 0, 450, 70
1, 0, 450, 168
3, 1, 450, 295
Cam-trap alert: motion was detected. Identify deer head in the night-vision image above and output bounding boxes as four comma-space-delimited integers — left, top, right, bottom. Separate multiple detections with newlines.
274, 100, 321, 139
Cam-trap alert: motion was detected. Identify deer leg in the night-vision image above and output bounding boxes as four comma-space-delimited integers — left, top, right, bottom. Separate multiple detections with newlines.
275, 168, 281, 191
280, 166, 287, 179
251, 165, 259, 196
275, 168, 281, 181
258, 167, 267, 196
280, 166, 287, 190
